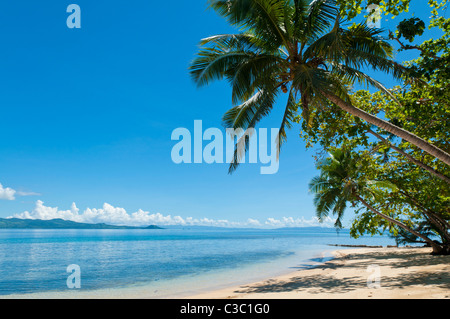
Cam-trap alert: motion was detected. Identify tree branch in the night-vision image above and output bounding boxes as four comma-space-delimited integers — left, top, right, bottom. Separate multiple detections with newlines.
390, 33, 442, 60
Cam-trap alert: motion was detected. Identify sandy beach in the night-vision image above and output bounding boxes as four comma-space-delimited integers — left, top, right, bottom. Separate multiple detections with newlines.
187, 247, 450, 299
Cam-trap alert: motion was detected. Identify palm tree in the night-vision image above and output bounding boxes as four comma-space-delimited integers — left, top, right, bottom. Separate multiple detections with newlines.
189, 0, 450, 171
390, 220, 448, 248
366, 128, 450, 184
309, 148, 449, 255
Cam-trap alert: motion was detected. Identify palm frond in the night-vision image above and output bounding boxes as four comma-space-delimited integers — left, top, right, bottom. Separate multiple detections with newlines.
199, 32, 275, 54
308, 175, 331, 194
340, 24, 409, 80
291, 0, 309, 40
222, 87, 277, 129
190, 48, 254, 87
275, 88, 298, 158
342, 23, 393, 59
224, 87, 278, 173
229, 54, 285, 104
330, 62, 400, 104
333, 195, 347, 228
304, 0, 338, 43
314, 185, 341, 220
302, 13, 343, 61
208, 0, 290, 50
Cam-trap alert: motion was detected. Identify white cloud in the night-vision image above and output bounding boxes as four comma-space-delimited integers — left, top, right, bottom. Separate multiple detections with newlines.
264, 216, 335, 228
246, 218, 262, 227
0, 182, 40, 201
16, 191, 42, 196
14, 200, 81, 221
11, 200, 335, 229
0, 183, 16, 200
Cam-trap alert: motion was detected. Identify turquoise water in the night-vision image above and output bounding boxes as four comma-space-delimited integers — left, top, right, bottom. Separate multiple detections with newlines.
0, 227, 395, 297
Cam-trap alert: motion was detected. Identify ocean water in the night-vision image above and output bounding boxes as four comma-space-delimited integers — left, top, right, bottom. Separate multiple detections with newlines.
0, 227, 396, 298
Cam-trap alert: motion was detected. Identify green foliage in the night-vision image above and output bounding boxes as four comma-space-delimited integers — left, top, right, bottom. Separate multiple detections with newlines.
299, 79, 450, 240
389, 222, 441, 245
396, 17, 426, 42
299, 0, 450, 246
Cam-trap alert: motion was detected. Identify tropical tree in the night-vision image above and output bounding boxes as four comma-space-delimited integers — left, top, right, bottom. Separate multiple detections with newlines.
297, 4, 449, 250
388, 221, 446, 247
309, 148, 449, 254
189, 0, 450, 172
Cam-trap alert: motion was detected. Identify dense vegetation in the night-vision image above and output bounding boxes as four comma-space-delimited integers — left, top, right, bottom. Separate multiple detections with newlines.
190, 0, 449, 254
302, 0, 450, 254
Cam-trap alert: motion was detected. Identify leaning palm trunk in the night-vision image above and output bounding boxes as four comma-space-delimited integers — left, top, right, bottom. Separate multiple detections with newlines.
321, 91, 450, 166
367, 129, 450, 184
354, 194, 448, 255
397, 189, 450, 243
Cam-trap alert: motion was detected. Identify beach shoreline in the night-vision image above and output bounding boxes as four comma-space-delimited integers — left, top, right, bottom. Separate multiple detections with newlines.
2, 246, 448, 299
185, 247, 450, 299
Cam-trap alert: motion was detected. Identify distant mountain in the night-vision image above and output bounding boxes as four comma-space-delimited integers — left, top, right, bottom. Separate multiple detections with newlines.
0, 218, 163, 230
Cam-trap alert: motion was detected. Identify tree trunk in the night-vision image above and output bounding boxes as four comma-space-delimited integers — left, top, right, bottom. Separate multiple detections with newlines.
354, 194, 446, 255
321, 91, 450, 166
397, 189, 450, 243
367, 129, 450, 184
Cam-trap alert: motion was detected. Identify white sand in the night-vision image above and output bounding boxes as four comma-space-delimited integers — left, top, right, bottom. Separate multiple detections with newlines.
187, 247, 450, 299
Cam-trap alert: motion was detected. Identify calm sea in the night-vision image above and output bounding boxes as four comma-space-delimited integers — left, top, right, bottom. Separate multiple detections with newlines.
0, 227, 395, 297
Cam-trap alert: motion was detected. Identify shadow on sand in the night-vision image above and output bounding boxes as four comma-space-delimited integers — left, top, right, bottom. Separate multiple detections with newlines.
233, 249, 450, 295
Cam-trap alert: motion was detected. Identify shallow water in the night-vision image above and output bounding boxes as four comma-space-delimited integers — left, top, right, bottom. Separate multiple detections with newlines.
0, 227, 396, 297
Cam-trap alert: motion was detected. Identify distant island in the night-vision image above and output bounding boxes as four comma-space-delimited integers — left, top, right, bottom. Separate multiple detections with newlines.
0, 218, 163, 230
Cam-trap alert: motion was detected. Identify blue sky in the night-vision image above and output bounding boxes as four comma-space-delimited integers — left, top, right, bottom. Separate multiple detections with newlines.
0, 1, 438, 228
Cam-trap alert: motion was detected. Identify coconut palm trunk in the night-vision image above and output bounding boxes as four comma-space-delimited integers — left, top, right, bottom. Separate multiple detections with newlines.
354, 194, 447, 255
321, 91, 450, 166
366, 129, 450, 184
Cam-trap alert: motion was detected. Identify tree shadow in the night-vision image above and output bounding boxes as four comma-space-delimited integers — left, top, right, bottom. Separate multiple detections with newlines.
342, 249, 450, 270
233, 249, 450, 295
235, 274, 366, 295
